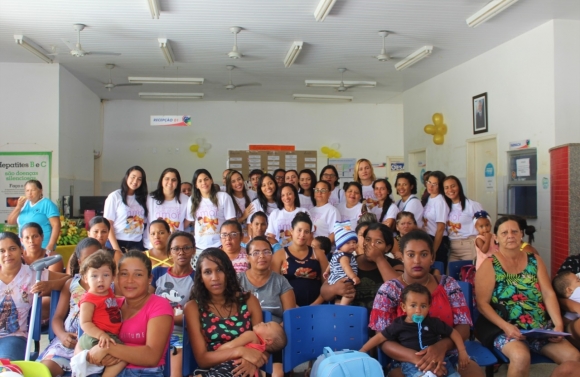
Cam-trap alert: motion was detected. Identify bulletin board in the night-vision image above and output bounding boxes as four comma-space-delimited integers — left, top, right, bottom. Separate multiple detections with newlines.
228, 150, 318, 177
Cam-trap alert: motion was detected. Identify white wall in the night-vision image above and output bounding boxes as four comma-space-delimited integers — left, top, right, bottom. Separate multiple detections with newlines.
0, 63, 60, 200
58, 66, 102, 215
101, 100, 404, 193
402, 21, 559, 269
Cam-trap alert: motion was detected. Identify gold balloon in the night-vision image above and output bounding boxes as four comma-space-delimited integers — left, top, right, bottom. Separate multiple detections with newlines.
189, 144, 199, 152
424, 125, 436, 135
321, 146, 330, 154
432, 113, 443, 126
436, 124, 448, 135
433, 134, 444, 145
197, 152, 206, 158
334, 151, 342, 158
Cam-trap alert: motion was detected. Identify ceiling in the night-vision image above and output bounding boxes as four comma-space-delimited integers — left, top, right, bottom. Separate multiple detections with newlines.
1, 0, 579, 103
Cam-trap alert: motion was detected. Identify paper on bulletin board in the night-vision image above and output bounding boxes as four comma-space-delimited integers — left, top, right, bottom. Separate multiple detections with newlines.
516, 158, 530, 177
329, 158, 356, 179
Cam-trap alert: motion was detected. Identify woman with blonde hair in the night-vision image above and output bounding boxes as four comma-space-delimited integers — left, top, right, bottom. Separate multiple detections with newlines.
354, 158, 377, 208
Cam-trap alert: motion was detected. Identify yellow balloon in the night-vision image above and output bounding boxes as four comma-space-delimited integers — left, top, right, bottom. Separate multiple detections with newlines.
436, 124, 448, 135
424, 125, 436, 135
433, 134, 444, 145
189, 144, 199, 152
432, 113, 443, 126
334, 151, 342, 158
197, 152, 206, 158
321, 146, 330, 154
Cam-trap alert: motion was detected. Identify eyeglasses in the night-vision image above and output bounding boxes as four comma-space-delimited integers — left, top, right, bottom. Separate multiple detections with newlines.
313, 188, 329, 193
426, 181, 438, 187
322, 174, 336, 178
249, 250, 273, 257
170, 246, 195, 254
220, 232, 240, 239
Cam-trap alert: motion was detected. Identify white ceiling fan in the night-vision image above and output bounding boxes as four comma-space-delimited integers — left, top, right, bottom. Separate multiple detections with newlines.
100, 64, 141, 91
53, 24, 121, 57
374, 31, 391, 61
335, 68, 364, 92
228, 27, 243, 59
224, 65, 261, 90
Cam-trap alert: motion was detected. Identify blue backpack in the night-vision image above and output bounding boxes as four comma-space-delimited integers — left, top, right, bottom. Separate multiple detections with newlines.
311, 347, 383, 377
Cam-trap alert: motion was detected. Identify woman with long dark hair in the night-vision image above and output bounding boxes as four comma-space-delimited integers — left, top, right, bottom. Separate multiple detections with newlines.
144, 168, 189, 249
394, 172, 424, 231
225, 170, 255, 232
298, 169, 317, 210
370, 178, 399, 229
266, 183, 310, 247
319, 165, 345, 207
247, 174, 279, 220
104, 166, 149, 251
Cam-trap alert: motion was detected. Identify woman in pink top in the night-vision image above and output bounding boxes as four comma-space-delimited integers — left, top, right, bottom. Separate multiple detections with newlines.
87, 251, 173, 377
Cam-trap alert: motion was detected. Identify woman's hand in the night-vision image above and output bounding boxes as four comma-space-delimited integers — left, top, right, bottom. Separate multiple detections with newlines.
415, 342, 447, 372
502, 323, 524, 340
548, 325, 565, 343
16, 196, 27, 208
238, 347, 267, 367
87, 346, 110, 366
232, 358, 258, 377
59, 332, 78, 349
31, 281, 51, 294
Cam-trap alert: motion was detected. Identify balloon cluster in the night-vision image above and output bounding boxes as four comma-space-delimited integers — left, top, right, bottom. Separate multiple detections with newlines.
321, 143, 342, 158
424, 113, 448, 145
189, 138, 212, 158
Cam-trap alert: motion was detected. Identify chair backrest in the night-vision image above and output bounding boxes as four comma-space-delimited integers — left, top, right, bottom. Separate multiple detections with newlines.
457, 281, 478, 324
431, 261, 445, 275
48, 290, 61, 341
282, 305, 369, 373
448, 260, 473, 280
31, 295, 42, 342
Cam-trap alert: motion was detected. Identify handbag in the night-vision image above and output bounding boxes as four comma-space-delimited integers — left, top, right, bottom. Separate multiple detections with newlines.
474, 302, 509, 347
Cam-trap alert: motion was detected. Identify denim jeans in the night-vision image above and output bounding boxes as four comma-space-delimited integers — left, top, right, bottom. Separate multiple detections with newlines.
116, 367, 164, 377
400, 356, 460, 377
0, 335, 27, 360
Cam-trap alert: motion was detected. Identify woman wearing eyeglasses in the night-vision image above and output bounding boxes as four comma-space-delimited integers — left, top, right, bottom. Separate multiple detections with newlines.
151, 231, 196, 377
238, 236, 296, 377
219, 220, 249, 273
310, 181, 340, 242
319, 165, 345, 207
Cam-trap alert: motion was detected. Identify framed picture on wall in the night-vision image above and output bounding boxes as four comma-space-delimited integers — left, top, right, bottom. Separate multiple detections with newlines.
473, 92, 488, 134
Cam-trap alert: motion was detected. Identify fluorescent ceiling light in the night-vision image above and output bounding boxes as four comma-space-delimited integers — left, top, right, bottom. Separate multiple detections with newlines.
284, 41, 303, 68
314, 0, 337, 22
139, 92, 204, 100
305, 80, 376, 88
148, 0, 160, 19
14, 35, 52, 64
158, 38, 175, 65
293, 94, 353, 102
394, 46, 433, 71
128, 77, 204, 84
466, 0, 518, 28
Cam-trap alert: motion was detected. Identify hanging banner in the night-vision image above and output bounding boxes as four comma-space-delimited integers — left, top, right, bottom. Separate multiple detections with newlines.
0, 152, 52, 223
150, 116, 191, 126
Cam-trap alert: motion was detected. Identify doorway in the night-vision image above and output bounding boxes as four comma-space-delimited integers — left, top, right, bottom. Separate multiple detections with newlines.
467, 136, 498, 221
408, 149, 427, 191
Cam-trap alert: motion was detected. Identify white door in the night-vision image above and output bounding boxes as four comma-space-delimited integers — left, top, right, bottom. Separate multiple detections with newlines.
408, 150, 427, 191
467, 137, 498, 221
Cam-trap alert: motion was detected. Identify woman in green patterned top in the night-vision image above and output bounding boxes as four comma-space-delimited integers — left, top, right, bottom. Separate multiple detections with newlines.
475, 216, 580, 377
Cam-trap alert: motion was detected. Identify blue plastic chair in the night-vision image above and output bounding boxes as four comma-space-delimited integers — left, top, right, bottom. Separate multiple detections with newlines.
431, 261, 445, 275
29, 295, 42, 360
282, 305, 369, 373
48, 290, 61, 341
448, 260, 473, 280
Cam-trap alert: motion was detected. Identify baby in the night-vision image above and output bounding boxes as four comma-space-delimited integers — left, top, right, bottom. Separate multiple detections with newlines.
323, 221, 360, 305
360, 283, 469, 377
78, 250, 125, 377
553, 270, 580, 321
195, 321, 287, 377
474, 210, 497, 270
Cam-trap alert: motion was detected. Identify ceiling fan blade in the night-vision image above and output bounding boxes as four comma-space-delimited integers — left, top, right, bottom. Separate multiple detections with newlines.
235, 83, 261, 88
87, 51, 122, 56
114, 83, 142, 87
60, 38, 76, 51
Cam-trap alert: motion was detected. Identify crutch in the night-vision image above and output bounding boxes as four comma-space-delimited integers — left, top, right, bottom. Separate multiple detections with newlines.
25, 255, 62, 361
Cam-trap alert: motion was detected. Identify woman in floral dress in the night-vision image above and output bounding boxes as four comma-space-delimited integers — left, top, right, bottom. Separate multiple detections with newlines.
183, 248, 267, 377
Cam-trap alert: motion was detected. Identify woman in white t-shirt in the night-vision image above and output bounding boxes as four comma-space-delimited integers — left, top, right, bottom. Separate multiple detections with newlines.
309, 180, 340, 242
354, 158, 377, 209
394, 172, 424, 223
443, 175, 483, 262
144, 168, 189, 249
336, 182, 364, 227
247, 173, 279, 221
104, 166, 149, 252
284, 169, 299, 190
298, 169, 316, 211
319, 165, 344, 207
225, 170, 256, 231
186, 169, 236, 254
370, 178, 399, 230
421, 171, 450, 268
266, 183, 310, 247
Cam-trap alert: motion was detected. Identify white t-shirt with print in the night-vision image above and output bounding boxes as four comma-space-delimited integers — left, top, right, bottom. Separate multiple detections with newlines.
143, 193, 189, 249
370, 202, 400, 223
362, 184, 378, 209
103, 189, 147, 242
0, 266, 48, 339
247, 199, 278, 223
396, 195, 424, 225
422, 194, 450, 237
266, 207, 310, 247
186, 192, 236, 249
310, 203, 340, 238
447, 199, 483, 240
299, 194, 315, 210
337, 202, 363, 228
329, 186, 345, 207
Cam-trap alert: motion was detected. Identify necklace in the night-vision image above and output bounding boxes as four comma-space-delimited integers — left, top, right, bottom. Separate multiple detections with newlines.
210, 302, 233, 319
401, 273, 431, 286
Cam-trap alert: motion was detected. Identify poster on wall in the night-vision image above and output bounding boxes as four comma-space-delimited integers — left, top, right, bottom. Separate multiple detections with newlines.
0, 152, 52, 223
328, 158, 356, 179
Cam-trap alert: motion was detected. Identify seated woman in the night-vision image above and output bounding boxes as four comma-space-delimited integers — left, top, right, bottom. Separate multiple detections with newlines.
476, 216, 580, 377
39, 238, 102, 377
86, 251, 174, 377
219, 220, 249, 273
146, 219, 173, 268
183, 248, 268, 377
370, 229, 483, 377
391, 211, 418, 261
